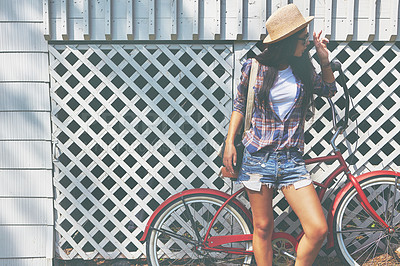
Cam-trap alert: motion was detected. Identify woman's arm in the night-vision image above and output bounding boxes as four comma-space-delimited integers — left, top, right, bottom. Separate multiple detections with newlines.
320, 63, 335, 83
223, 111, 244, 174
223, 59, 252, 173
313, 30, 335, 84
312, 30, 337, 97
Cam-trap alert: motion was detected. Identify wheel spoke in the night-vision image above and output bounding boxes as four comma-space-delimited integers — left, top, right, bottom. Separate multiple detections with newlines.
150, 227, 201, 245
390, 177, 398, 227
353, 232, 385, 263
337, 228, 385, 233
146, 194, 253, 265
334, 176, 400, 265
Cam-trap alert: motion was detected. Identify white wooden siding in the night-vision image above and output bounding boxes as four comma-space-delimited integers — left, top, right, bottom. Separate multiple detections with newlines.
0, 141, 52, 169
0, 198, 53, 225
0, 112, 51, 140
0, 0, 53, 264
0, 226, 53, 257
45, 0, 400, 41
0, 258, 52, 266
0, 84, 50, 111
0, 23, 48, 52
0, 0, 43, 21
0, 53, 48, 82
0, 170, 52, 197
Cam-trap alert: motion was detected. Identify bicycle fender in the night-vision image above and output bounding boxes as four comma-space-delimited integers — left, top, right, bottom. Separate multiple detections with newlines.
326, 170, 400, 248
139, 188, 252, 242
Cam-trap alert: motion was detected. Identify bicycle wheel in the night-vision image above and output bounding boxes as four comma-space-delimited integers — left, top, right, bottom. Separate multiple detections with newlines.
333, 175, 400, 265
146, 193, 253, 265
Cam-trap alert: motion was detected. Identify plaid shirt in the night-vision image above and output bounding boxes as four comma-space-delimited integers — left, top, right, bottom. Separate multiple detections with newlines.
233, 58, 337, 154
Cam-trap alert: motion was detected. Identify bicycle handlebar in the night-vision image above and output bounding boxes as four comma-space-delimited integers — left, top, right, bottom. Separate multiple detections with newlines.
330, 59, 342, 72
329, 59, 350, 134
325, 59, 350, 152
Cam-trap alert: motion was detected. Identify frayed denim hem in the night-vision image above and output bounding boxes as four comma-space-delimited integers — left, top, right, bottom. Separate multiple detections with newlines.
237, 176, 312, 191
236, 180, 276, 191
278, 178, 312, 190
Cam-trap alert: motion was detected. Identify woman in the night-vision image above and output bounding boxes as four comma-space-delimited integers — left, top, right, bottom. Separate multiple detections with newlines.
223, 4, 337, 266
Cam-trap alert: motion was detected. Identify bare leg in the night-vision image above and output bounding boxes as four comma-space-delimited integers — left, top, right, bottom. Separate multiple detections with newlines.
246, 185, 275, 266
282, 184, 328, 266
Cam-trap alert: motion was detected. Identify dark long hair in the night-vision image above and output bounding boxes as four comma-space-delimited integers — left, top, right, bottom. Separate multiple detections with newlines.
255, 28, 315, 119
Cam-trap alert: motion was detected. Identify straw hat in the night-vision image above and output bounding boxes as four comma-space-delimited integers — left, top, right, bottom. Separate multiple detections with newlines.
263, 4, 314, 44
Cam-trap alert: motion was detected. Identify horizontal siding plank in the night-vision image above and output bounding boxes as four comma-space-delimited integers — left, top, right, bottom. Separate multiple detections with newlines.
0, 112, 51, 140
0, 258, 52, 266
0, 23, 47, 52
0, 198, 53, 225
0, 53, 48, 82
0, 170, 52, 197
0, 141, 52, 169
0, 83, 50, 111
0, 225, 52, 258
0, 0, 42, 21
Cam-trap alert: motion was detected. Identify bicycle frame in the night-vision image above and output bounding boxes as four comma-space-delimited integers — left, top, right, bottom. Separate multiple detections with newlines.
199, 147, 394, 255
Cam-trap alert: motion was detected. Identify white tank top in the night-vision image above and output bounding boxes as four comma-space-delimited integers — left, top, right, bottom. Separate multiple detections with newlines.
269, 66, 297, 120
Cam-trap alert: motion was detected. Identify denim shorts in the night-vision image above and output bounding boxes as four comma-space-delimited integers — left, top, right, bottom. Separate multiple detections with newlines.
237, 148, 312, 191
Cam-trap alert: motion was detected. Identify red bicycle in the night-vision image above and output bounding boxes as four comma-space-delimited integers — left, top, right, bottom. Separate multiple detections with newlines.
140, 61, 400, 265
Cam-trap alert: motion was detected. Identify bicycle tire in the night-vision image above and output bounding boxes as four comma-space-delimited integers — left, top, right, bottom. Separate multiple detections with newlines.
146, 193, 253, 265
333, 175, 400, 265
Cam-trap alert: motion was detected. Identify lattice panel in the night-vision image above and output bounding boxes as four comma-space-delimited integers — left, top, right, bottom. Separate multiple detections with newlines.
50, 41, 400, 260
50, 44, 234, 259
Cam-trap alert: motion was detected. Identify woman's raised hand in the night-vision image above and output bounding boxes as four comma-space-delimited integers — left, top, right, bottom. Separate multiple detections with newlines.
313, 30, 330, 65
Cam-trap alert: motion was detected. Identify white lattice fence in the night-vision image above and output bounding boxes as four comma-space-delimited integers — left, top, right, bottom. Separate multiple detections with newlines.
50, 43, 234, 259
50, 41, 400, 259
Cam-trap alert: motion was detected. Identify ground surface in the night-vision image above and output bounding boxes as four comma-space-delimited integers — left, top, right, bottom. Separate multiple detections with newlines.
55, 255, 400, 266
56, 256, 345, 266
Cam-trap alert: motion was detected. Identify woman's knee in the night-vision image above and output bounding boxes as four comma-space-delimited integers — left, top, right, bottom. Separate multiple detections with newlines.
306, 221, 328, 242
253, 219, 274, 237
